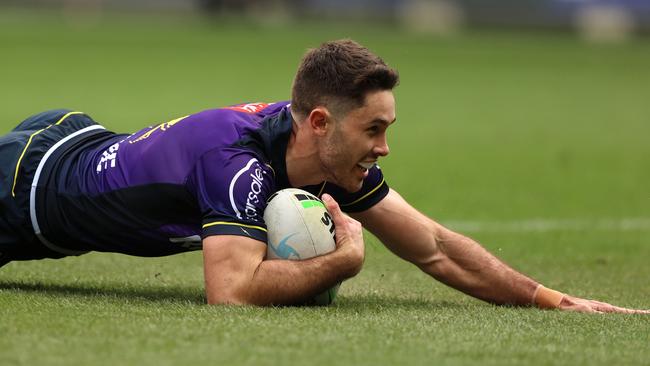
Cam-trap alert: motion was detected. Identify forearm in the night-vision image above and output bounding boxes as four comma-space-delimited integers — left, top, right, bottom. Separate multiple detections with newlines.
423, 229, 539, 306
204, 195, 364, 306
204, 241, 360, 306
354, 189, 539, 306
359, 190, 649, 313
244, 247, 359, 306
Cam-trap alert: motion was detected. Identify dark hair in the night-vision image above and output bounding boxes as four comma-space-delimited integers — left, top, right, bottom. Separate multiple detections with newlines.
291, 39, 399, 118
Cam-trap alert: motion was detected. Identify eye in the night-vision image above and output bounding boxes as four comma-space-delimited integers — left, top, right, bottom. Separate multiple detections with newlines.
367, 125, 380, 135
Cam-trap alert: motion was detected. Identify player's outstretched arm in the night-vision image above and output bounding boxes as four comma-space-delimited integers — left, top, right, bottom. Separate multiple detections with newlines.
203, 194, 364, 306
353, 189, 649, 314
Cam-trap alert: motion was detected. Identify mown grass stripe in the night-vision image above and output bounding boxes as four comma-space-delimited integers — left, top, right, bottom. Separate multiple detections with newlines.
443, 217, 650, 233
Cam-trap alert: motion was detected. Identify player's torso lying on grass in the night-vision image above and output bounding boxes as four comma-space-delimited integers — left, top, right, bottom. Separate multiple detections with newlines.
40, 102, 388, 256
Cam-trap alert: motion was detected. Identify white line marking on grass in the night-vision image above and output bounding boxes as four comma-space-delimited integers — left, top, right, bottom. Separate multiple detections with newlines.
441, 218, 650, 233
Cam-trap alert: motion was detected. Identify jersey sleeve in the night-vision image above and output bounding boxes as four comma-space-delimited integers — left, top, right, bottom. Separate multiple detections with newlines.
190, 149, 274, 243
307, 164, 389, 213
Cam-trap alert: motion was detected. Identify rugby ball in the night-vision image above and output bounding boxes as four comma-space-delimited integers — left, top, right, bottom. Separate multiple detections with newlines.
263, 188, 340, 305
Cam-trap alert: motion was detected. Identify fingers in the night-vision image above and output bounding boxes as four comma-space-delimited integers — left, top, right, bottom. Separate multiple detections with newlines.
585, 299, 649, 314
563, 297, 650, 314
608, 304, 650, 314
598, 304, 650, 314
321, 194, 364, 269
322, 194, 345, 227
322, 194, 362, 231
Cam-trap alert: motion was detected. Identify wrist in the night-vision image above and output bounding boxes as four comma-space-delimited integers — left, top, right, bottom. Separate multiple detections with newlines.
333, 244, 364, 278
532, 284, 565, 309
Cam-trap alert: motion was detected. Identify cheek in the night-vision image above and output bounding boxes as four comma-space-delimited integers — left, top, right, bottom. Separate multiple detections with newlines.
361, 137, 376, 153
329, 128, 371, 162
347, 139, 369, 159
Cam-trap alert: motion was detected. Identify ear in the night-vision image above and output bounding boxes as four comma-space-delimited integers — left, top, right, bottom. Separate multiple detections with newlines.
306, 107, 331, 137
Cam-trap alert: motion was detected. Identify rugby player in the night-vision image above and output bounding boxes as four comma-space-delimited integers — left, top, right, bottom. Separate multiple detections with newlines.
1, 40, 647, 313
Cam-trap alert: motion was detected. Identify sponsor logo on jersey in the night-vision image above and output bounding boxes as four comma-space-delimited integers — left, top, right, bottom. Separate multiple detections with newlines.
229, 158, 270, 221
96, 142, 120, 172
224, 102, 270, 114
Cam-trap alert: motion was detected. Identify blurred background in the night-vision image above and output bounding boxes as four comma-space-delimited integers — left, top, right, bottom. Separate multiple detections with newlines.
2, 0, 650, 40
1, 0, 648, 221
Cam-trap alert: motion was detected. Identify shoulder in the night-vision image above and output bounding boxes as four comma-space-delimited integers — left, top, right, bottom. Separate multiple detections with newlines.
187, 101, 290, 126
172, 101, 290, 147
121, 102, 287, 164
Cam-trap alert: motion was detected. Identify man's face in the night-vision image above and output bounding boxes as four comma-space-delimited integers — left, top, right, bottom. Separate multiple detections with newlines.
318, 90, 396, 192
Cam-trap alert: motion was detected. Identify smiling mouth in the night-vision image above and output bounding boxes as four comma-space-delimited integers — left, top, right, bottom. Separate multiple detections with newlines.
356, 161, 377, 172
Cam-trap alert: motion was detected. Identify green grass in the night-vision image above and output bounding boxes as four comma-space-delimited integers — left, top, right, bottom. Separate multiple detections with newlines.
1, 8, 649, 366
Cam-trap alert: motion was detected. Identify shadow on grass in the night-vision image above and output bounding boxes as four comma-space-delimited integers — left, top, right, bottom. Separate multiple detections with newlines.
0, 280, 472, 311
335, 293, 473, 312
0, 280, 205, 305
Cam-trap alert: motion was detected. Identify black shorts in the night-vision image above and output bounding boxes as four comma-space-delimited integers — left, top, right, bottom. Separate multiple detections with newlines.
0, 110, 100, 265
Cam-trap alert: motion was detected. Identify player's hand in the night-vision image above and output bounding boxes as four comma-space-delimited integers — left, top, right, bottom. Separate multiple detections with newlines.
322, 193, 365, 273
558, 295, 650, 314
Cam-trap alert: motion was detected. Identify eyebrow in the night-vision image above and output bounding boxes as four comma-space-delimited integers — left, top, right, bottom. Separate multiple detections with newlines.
370, 117, 397, 126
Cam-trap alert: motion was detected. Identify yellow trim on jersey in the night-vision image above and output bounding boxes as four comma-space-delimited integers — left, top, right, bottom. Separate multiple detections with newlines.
11, 111, 84, 197
265, 163, 276, 177
128, 115, 189, 144
340, 178, 386, 207
317, 181, 327, 197
202, 221, 268, 232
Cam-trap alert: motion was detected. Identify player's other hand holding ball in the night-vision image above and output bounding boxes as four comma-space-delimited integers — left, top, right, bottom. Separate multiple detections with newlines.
322, 194, 365, 276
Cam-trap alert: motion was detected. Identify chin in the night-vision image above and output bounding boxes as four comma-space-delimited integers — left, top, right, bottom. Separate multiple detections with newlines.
339, 179, 364, 193
328, 168, 364, 193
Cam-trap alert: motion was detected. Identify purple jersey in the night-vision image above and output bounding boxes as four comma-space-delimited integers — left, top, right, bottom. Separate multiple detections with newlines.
35, 102, 389, 257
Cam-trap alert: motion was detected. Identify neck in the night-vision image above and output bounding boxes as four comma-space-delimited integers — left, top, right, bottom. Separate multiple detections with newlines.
285, 114, 326, 187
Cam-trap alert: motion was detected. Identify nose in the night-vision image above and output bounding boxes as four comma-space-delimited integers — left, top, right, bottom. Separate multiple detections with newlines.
373, 136, 390, 157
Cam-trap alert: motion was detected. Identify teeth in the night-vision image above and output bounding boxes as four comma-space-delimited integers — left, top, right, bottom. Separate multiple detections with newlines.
358, 161, 376, 170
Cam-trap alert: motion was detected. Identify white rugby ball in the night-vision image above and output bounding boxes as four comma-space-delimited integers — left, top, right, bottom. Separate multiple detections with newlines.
263, 188, 340, 305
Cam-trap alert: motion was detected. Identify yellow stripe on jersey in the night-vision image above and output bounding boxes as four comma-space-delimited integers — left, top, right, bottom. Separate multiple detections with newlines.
12, 111, 84, 197
340, 178, 386, 207
202, 221, 268, 232
317, 181, 327, 197
128, 115, 189, 144
265, 163, 276, 177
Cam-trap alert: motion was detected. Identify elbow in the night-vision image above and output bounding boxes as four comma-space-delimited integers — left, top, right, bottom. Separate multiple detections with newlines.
206, 287, 275, 306
205, 287, 257, 306
206, 297, 246, 306
206, 293, 246, 306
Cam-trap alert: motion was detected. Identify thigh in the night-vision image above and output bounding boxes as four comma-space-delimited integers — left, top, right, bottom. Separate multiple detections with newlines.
0, 110, 73, 193
0, 113, 73, 262
0, 213, 68, 262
